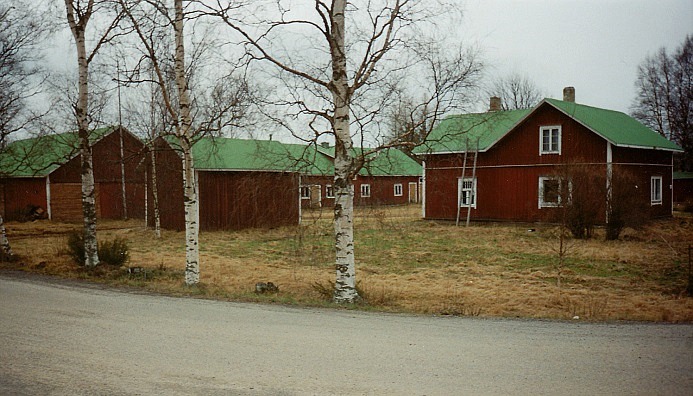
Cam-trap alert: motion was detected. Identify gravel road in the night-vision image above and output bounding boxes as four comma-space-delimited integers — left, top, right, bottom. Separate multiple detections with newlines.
1, 272, 691, 395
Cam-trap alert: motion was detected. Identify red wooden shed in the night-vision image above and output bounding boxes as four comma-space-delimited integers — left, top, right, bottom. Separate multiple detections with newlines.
149, 137, 301, 231
0, 126, 146, 222
673, 172, 693, 205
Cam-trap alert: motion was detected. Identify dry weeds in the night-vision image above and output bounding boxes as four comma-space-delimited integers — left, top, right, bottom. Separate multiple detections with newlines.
3, 205, 693, 322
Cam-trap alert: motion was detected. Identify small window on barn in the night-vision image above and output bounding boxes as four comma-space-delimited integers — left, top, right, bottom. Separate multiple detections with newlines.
651, 176, 662, 205
538, 176, 570, 208
458, 177, 476, 208
300, 186, 311, 199
394, 183, 403, 196
360, 184, 371, 198
325, 185, 335, 198
539, 126, 561, 155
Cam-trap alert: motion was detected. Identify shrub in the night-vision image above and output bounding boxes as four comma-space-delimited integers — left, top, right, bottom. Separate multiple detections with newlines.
605, 212, 625, 241
67, 232, 86, 265
67, 232, 130, 267
565, 200, 596, 239
99, 237, 130, 266
605, 170, 649, 240
547, 165, 602, 239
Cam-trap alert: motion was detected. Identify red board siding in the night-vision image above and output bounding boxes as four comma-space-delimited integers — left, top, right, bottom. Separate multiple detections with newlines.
147, 140, 185, 231
49, 129, 146, 220
0, 178, 47, 221
50, 183, 87, 222
148, 139, 300, 231
300, 175, 420, 208
674, 179, 693, 204
199, 171, 299, 230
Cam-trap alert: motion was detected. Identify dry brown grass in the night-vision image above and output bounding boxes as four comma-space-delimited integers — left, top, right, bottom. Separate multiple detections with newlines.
3, 205, 693, 322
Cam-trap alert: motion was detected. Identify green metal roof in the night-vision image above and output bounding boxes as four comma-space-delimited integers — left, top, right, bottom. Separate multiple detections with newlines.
674, 172, 693, 180
274, 142, 334, 175
165, 137, 421, 177
165, 137, 334, 175
545, 98, 683, 152
415, 99, 683, 154
0, 126, 115, 178
412, 109, 531, 154
316, 145, 422, 176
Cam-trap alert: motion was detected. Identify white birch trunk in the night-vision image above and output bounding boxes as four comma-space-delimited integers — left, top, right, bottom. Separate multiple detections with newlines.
174, 0, 199, 285
150, 148, 161, 238
148, 68, 161, 239
331, 0, 359, 303
119, 127, 128, 220
65, 0, 99, 267
180, 140, 199, 285
0, 215, 13, 259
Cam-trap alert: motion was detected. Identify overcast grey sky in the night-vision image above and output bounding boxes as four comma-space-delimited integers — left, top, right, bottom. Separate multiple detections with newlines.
45, 0, 692, 117
461, 0, 692, 113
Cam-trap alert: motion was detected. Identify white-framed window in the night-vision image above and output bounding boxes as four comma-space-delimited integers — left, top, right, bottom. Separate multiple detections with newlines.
325, 185, 335, 198
457, 177, 477, 208
540, 126, 561, 155
300, 186, 311, 199
360, 184, 371, 198
651, 176, 662, 205
538, 176, 571, 208
394, 183, 403, 197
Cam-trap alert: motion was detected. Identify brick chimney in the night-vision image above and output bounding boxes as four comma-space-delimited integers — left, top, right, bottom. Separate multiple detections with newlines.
563, 86, 575, 102
489, 96, 502, 111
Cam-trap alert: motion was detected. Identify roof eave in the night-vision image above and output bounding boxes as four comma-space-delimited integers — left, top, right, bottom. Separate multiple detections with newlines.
413, 147, 492, 156
542, 100, 682, 153
611, 143, 684, 153
196, 168, 296, 173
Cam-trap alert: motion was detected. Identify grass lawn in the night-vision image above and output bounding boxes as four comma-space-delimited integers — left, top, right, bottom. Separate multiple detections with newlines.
3, 205, 693, 322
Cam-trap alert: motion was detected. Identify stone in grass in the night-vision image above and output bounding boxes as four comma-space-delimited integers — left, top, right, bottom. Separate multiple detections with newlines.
255, 282, 279, 294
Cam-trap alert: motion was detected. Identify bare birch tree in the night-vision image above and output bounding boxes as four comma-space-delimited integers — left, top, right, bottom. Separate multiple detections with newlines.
117, 0, 256, 284
202, 0, 482, 302
64, 0, 126, 267
0, 1, 53, 149
0, 215, 12, 261
1, 1, 54, 258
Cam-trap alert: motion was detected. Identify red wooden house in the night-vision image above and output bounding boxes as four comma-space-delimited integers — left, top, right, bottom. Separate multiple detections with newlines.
0, 126, 146, 222
297, 144, 422, 209
414, 88, 683, 223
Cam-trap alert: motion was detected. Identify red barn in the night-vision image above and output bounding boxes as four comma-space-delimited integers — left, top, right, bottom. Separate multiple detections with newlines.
414, 88, 683, 223
151, 137, 422, 231
150, 137, 301, 231
0, 126, 146, 222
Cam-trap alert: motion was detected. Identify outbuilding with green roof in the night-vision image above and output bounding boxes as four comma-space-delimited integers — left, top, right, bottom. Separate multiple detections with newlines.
151, 136, 422, 230
1, 126, 146, 222
416, 88, 683, 223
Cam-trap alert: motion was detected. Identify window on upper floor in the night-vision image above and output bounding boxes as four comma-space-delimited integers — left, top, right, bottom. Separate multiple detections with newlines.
540, 126, 561, 155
